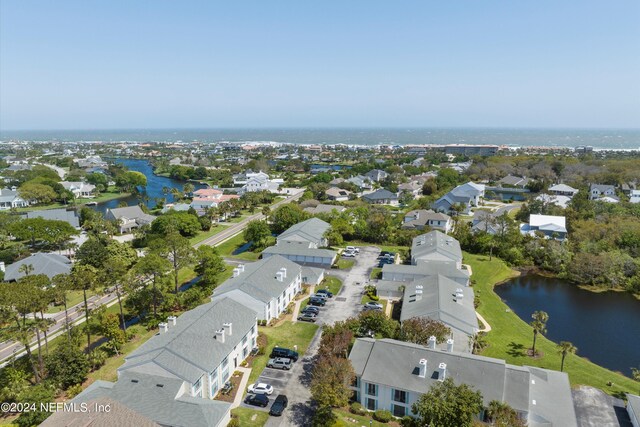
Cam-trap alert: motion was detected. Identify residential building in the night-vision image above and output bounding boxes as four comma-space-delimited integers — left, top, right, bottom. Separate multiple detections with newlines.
211, 256, 302, 322
23, 208, 80, 228
497, 175, 530, 188
69, 297, 258, 427
470, 210, 510, 235
365, 169, 389, 182
161, 202, 192, 214
589, 184, 617, 201
105, 206, 156, 233
325, 187, 352, 201
303, 203, 346, 215
411, 231, 463, 268
402, 210, 452, 233
2, 253, 72, 281
0, 187, 29, 210
362, 189, 399, 206
277, 217, 331, 248
548, 184, 579, 197
190, 189, 239, 212
346, 175, 373, 191
380, 263, 470, 287
520, 214, 567, 241
349, 338, 578, 426
397, 181, 422, 197
60, 181, 96, 198
74, 156, 108, 170
535, 193, 572, 209
41, 397, 160, 427
262, 242, 337, 267
432, 182, 485, 214
629, 190, 640, 204
627, 394, 640, 427
239, 175, 281, 194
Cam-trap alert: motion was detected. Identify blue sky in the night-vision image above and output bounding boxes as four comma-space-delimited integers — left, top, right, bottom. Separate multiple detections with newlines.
1, 1, 639, 130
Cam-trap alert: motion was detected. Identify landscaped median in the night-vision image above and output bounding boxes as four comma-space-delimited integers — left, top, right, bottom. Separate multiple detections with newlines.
466, 252, 638, 396
299, 276, 343, 312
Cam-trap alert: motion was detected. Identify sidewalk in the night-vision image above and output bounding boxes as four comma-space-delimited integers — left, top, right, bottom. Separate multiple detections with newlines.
291, 286, 315, 323
231, 366, 252, 409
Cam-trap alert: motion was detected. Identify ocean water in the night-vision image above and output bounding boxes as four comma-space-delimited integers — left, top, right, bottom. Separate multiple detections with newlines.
1, 128, 639, 149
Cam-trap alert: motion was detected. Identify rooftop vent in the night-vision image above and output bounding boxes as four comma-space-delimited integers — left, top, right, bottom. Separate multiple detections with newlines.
438, 363, 447, 381
215, 328, 225, 343
167, 316, 177, 327
159, 322, 168, 334
280, 267, 287, 278
418, 359, 428, 378
223, 322, 233, 336
238, 264, 245, 273
232, 268, 240, 278
276, 271, 284, 282
446, 338, 454, 353
416, 289, 423, 300
427, 335, 436, 350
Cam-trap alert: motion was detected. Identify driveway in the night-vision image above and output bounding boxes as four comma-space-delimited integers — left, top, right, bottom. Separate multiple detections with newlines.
572, 386, 631, 427
265, 246, 381, 427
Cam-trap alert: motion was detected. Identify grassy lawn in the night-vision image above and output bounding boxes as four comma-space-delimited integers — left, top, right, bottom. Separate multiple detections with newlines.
334, 408, 396, 427
230, 407, 269, 426
215, 232, 262, 261
188, 225, 229, 245
360, 294, 387, 313
335, 259, 355, 269
370, 267, 382, 279
248, 321, 319, 384
76, 191, 129, 204
466, 252, 638, 397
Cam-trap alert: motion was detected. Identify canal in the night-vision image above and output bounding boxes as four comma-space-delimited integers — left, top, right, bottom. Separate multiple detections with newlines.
495, 274, 640, 377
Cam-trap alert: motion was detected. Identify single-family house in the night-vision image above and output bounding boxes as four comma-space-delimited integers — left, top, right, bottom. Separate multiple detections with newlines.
497, 175, 530, 188
67, 297, 258, 427
432, 182, 485, 214
362, 189, 399, 206
349, 338, 577, 426
211, 256, 302, 322
411, 231, 463, 268
60, 181, 96, 198
520, 214, 567, 241
548, 184, 579, 197
106, 206, 156, 233
589, 184, 617, 201
74, 156, 108, 170
397, 181, 422, 197
2, 253, 72, 281
0, 187, 29, 210
470, 210, 510, 235
347, 175, 373, 191
629, 190, 640, 204
535, 193, 572, 209
303, 203, 346, 215
365, 169, 389, 182
278, 217, 331, 248
23, 208, 80, 229
190, 188, 239, 212
325, 187, 352, 202
402, 210, 452, 233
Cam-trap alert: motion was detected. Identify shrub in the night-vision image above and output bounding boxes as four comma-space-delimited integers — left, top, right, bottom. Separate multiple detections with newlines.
373, 410, 393, 423
368, 293, 380, 301
66, 384, 83, 398
350, 402, 366, 416
227, 417, 240, 427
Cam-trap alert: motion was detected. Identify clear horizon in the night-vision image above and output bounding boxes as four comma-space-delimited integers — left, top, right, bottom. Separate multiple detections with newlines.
2, 1, 640, 130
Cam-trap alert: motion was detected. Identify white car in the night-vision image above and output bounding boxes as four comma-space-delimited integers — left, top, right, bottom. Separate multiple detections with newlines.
247, 383, 274, 395
342, 251, 356, 258
346, 246, 360, 254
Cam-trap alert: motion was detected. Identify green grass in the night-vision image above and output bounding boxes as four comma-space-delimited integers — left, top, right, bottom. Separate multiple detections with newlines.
360, 294, 387, 313
336, 259, 355, 269
370, 267, 382, 279
300, 277, 343, 311
46, 290, 97, 313
249, 321, 319, 384
334, 408, 394, 427
466, 252, 639, 397
188, 225, 228, 245
215, 233, 262, 261
230, 407, 269, 426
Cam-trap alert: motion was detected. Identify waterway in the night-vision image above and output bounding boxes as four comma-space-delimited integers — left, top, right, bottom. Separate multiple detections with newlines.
92, 158, 206, 214
495, 274, 640, 377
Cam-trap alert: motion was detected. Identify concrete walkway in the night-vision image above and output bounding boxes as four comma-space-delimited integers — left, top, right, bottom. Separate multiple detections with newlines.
230, 366, 253, 409
291, 286, 315, 323
476, 312, 492, 332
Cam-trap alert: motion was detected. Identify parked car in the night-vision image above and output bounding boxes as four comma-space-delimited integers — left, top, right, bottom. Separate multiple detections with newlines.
378, 251, 395, 259
297, 312, 317, 322
346, 246, 360, 254
269, 394, 289, 416
302, 306, 320, 314
267, 357, 292, 370
363, 301, 383, 310
270, 347, 299, 362
316, 289, 333, 298
247, 383, 274, 395
309, 296, 326, 306
245, 393, 270, 407
342, 250, 356, 258
311, 293, 328, 301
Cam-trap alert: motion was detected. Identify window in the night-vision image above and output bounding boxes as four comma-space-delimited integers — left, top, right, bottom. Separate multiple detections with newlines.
393, 389, 407, 403
366, 383, 377, 396
392, 404, 406, 418
221, 356, 228, 369
192, 375, 203, 397
366, 398, 377, 411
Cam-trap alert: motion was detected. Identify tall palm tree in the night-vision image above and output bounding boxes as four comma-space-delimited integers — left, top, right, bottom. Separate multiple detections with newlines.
18, 263, 34, 277
530, 310, 549, 356
557, 341, 577, 372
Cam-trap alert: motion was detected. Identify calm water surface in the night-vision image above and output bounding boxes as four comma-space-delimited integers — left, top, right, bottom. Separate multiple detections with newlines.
495, 275, 640, 377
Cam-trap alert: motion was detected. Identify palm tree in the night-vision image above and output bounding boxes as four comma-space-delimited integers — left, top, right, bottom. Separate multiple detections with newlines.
18, 263, 34, 277
631, 367, 640, 393
69, 264, 99, 349
470, 332, 488, 354
262, 205, 271, 218
530, 310, 549, 356
51, 274, 72, 340
557, 341, 577, 372
183, 183, 195, 196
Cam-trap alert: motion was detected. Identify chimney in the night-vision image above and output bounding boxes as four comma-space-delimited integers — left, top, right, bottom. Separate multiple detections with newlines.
223, 322, 233, 336
280, 267, 287, 279
167, 316, 177, 327
418, 359, 428, 378
438, 363, 447, 381
0, 262, 5, 272
159, 322, 168, 333
232, 268, 240, 278
238, 264, 245, 273
415, 289, 423, 301
447, 338, 454, 353
427, 336, 436, 350
276, 271, 284, 282
215, 328, 225, 343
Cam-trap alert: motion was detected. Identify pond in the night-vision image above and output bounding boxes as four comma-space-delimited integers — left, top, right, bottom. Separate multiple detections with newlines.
494, 274, 640, 377
92, 158, 206, 214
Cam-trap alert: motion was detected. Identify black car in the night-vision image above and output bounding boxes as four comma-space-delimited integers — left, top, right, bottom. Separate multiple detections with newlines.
270, 347, 299, 362
245, 393, 269, 408
316, 289, 333, 298
302, 306, 320, 314
269, 394, 288, 416
309, 297, 326, 307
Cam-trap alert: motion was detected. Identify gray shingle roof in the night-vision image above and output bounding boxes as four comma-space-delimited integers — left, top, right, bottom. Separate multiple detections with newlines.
349, 338, 577, 427
24, 208, 80, 228
212, 255, 302, 304
381, 262, 470, 285
411, 231, 462, 265
303, 203, 346, 214
41, 396, 160, 427
3, 253, 72, 281
627, 394, 640, 422
106, 206, 156, 224
263, 242, 337, 259
400, 275, 479, 335
119, 297, 257, 384
362, 189, 398, 202
278, 217, 330, 247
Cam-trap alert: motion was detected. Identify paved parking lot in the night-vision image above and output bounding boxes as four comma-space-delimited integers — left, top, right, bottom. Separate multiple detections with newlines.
240, 366, 293, 412
572, 386, 632, 427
